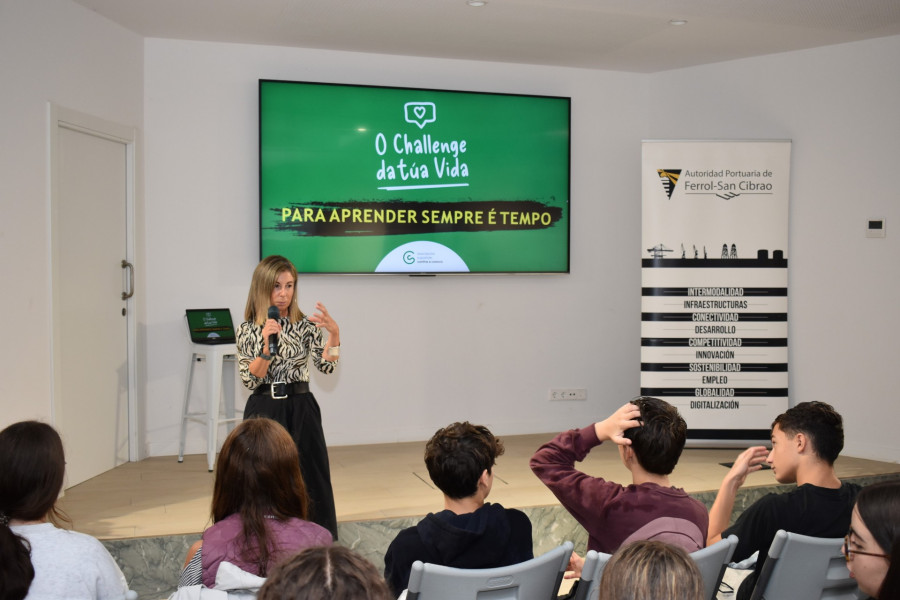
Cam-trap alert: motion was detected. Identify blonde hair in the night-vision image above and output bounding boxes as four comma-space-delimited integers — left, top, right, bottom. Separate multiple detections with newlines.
244, 255, 304, 325
598, 540, 704, 600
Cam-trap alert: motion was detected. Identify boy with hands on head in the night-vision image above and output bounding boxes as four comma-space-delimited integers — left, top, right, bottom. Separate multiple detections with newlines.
531, 397, 709, 576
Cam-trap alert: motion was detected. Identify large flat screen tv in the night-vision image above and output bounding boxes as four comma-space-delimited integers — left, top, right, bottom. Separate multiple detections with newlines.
259, 80, 570, 274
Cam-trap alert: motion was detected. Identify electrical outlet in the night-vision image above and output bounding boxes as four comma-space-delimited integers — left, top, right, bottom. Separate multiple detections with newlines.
550, 388, 587, 401
866, 217, 886, 238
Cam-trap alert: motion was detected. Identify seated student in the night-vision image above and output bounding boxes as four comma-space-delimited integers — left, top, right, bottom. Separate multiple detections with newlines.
598, 540, 705, 600
530, 397, 708, 573
383, 422, 533, 597
844, 479, 900, 600
707, 401, 861, 600
0, 421, 129, 600
259, 546, 392, 600
178, 418, 332, 588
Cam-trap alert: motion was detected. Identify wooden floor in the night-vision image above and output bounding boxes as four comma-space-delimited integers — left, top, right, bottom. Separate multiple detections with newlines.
58, 433, 900, 540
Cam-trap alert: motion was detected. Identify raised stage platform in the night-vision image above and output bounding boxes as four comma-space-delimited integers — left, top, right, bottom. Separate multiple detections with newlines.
58, 433, 900, 600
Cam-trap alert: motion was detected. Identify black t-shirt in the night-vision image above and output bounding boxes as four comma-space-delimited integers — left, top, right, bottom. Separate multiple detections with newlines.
724, 481, 860, 600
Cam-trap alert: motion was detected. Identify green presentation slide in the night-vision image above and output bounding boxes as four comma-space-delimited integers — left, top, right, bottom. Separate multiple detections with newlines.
260, 80, 570, 273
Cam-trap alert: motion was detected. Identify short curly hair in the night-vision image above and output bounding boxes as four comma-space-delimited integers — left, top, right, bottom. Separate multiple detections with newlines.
424, 422, 504, 499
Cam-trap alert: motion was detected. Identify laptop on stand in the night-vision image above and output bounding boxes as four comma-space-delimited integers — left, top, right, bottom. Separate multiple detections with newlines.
185, 308, 237, 345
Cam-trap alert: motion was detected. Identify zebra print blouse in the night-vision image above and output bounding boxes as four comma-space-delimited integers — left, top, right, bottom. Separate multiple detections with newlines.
237, 317, 337, 391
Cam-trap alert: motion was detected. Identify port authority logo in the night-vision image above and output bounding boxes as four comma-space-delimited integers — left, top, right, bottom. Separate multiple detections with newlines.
657, 169, 682, 199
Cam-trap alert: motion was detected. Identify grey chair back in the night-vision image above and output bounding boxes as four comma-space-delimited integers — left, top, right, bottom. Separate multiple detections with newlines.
690, 534, 738, 600
749, 530, 863, 600
572, 549, 612, 600
406, 541, 573, 600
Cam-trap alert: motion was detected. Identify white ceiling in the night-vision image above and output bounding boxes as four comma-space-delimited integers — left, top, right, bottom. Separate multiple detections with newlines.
71, 0, 900, 73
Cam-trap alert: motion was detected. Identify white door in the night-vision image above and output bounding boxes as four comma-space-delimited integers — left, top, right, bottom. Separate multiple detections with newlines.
50, 106, 136, 487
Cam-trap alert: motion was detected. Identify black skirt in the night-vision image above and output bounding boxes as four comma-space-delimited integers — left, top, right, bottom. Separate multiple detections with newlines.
244, 388, 338, 540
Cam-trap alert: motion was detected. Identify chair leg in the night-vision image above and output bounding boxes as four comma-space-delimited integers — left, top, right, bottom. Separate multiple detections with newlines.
178, 353, 198, 463
223, 354, 237, 435
207, 351, 224, 472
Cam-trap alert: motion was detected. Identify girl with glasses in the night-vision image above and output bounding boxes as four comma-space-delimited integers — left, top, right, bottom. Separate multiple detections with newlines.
843, 480, 900, 599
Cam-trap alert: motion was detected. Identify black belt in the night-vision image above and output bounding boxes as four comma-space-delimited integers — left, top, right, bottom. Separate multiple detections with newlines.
258, 381, 309, 399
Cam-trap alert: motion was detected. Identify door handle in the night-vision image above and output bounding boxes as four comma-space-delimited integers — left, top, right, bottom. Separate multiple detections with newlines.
121, 259, 134, 300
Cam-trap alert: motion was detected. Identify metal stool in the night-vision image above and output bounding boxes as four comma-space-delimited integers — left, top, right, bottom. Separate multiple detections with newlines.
177, 342, 241, 471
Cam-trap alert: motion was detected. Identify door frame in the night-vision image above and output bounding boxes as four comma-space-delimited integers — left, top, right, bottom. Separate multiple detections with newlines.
48, 103, 140, 462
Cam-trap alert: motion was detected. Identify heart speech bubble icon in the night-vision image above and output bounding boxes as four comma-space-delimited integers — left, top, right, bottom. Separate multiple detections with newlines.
404, 102, 436, 129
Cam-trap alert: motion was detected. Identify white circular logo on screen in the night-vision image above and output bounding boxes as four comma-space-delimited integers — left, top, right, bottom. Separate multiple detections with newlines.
375, 241, 470, 273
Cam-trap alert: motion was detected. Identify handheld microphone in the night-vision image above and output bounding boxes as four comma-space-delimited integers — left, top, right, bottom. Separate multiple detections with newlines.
267, 305, 280, 356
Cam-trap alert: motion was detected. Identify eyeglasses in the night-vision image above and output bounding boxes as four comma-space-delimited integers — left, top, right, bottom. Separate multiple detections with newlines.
843, 534, 890, 562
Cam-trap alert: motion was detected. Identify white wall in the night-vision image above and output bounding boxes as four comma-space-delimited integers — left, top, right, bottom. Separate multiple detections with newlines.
3, 0, 897, 462
644, 36, 900, 461
143, 34, 900, 460
142, 40, 647, 453
0, 0, 143, 424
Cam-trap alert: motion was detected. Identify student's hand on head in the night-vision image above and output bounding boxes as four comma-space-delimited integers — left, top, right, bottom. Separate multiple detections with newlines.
565, 551, 585, 579
725, 445, 769, 488
595, 402, 643, 445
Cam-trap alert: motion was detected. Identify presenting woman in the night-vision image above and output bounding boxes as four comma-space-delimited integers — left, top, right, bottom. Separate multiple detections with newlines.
238, 255, 341, 539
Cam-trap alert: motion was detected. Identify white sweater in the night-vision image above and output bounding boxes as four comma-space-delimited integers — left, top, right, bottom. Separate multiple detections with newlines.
11, 522, 129, 600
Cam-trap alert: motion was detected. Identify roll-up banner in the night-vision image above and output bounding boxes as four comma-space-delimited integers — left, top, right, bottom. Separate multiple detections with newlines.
641, 140, 791, 446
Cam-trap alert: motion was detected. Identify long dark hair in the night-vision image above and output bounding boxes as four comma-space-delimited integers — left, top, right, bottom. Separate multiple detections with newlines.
856, 480, 900, 599
211, 418, 310, 576
0, 421, 70, 600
